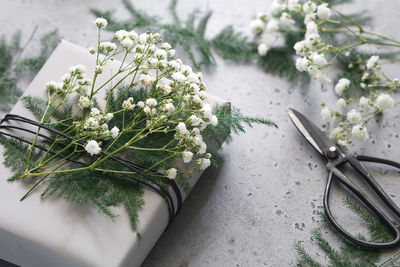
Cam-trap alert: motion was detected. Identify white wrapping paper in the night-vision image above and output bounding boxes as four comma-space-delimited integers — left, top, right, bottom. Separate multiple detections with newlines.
0, 40, 226, 267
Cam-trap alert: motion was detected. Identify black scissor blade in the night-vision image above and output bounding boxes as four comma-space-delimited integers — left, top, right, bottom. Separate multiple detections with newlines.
288, 108, 337, 158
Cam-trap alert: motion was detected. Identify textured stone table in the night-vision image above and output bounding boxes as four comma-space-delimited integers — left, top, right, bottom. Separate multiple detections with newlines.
1, 0, 400, 266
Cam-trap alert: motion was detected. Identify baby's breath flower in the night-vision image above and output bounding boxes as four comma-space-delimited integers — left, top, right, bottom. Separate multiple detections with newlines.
121, 38, 134, 49
270, 0, 283, 16
330, 127, 344, 140
182, 151, 193, 163
280, 12, 295, 26
85, 140, 102, 156
287, 0, 300, 11
295, 57, 309, 72
95, 65, 103, 74
257, 43, 270, 56
46, 81, 59, 91
146, 98, 158, 107
334, 78, 350, 96
303, 1, 317, 14
114, 30, 128, 41
317, 3, 331, 20
167, 168, 177, 179
210, 115, 218, 126
374, 93, 394, 110
337, 98, 347, 107
100, 123, 108, 131
154, 49, 167, 60
69, 64, 86, 74
94, 18, 107, 29
294, 41, 307, 56
106, 113, 114, 122
304, 13, 316, 24
176, 122, 188, 135
128, 31, 138, 41
189, 115, 202, 126
311, 53, 327, 66
122, 97, 135, 110
137, 101, 145, 108
266, 19, 279, 33
161, 42, 172, 50
347, 109, 361, 123
164, 103, 175, 114
198, 158, 211, 170
172, 71, 186, 83
249, 19, 265, 34
167, 49, 175, 57
138, 33, 149, 44
366, 55, 380, 70
78, 96, 92, 109
351, 125, 369, 141
110, 126, 120, 139
306, 21, 318, 36
321, 107, 331, 122
89, 47, 96, 54
140, 74, 155, 87
85, 117, 100, 130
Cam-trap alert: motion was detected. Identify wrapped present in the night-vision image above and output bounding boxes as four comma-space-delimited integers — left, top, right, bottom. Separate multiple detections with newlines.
0, 40, 228, 267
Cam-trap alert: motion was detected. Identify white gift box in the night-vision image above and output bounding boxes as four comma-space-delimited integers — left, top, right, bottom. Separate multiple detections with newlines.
0, 40, 226, 267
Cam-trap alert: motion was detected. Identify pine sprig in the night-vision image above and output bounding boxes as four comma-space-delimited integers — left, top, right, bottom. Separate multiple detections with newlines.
0, 29, 60, 111
0, 136, 43, 182
202, 105, 277, 168
1, 85, 276, 233
296, 197, 394, 267
343, 197, 393, 243
90, 0, 257, 68
295, 243, 323, 267
211, 26, 255, 61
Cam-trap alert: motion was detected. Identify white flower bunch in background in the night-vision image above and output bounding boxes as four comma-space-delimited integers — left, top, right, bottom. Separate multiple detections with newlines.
26, 17, 218, 181
250, 0, 400, 146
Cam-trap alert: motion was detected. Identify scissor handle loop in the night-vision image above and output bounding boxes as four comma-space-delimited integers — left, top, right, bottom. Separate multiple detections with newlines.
324, 164, 400, 249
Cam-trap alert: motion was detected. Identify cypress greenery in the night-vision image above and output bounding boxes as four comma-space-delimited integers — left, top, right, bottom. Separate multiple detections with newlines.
90, 0, 382, 87
296, 197, 394, 266
90, 0, 255, 69
0, 29, 60, 111
0, 88, 277, 234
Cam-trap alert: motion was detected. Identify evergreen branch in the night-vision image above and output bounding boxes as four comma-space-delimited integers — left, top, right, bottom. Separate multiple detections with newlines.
211, 26, 255, 61
295, 242, 323, 267
312, 229, 351, 266
343, 197, 393, 243
90, 0, 258, 68
296, 196, 395, 266
0, 29, 60, 111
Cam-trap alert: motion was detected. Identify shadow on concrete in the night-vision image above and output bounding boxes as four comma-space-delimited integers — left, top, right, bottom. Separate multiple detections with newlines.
142, 164, 222, 266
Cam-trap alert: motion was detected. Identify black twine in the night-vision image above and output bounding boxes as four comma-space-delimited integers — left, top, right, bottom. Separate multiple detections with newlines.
0, 114, 182, 228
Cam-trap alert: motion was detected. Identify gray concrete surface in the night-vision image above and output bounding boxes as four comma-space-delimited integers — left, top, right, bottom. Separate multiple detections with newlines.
2, 0, 400, 266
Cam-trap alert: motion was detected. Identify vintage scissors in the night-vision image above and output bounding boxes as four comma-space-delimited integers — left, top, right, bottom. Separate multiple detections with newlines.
288, 108, 400, 249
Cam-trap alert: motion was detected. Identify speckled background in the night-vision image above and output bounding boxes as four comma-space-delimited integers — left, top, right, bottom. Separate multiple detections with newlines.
1, 0, 400, 266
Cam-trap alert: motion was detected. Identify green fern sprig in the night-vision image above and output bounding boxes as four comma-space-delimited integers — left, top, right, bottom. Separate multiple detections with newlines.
0, 29, 60, 111
0, 87, 276, 233
91, 0, 256, 69
296, 197, 394, 267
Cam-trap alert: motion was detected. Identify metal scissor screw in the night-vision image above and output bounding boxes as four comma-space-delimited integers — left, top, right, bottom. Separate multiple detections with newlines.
327, 146, 338, 159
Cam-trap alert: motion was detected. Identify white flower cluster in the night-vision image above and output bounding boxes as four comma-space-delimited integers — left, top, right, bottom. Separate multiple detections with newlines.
80, 107, 119, 155
78, 18, 218, 177
322, 81, 395, 146
249, 0, 332, 64
46, 65, 92, 109
250, 2, 399, 146
249, 0, 302, 56
323, 52, 397, 145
